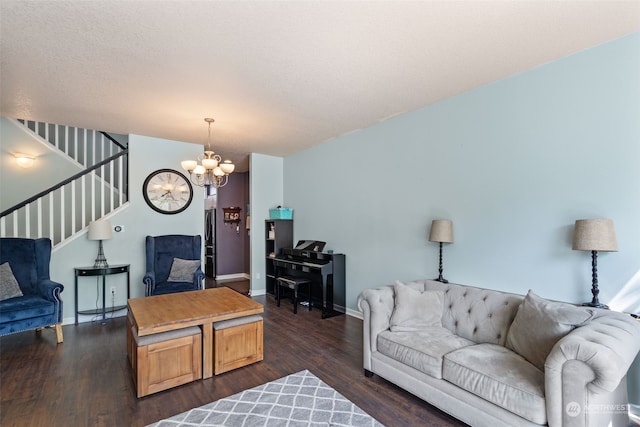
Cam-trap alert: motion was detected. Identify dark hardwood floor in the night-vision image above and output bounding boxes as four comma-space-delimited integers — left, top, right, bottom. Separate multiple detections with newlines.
0, 287, 466, 427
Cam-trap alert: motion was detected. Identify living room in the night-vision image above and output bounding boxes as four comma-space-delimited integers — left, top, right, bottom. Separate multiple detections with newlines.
1, 2, 639, 426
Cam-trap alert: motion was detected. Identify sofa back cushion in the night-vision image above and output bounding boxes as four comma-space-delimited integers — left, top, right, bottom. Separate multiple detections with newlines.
505, 290, 594, 371
402, 280, 522, 346
389, 281, 444, 331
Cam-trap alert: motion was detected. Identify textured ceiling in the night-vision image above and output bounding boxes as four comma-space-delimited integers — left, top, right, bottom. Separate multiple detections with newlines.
1, 1, 639, 171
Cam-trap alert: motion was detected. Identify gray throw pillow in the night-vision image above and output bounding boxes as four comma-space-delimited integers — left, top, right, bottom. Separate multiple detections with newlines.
389, 281, 444, 331
506, 290, 595, 371
167, 258, 200, 282
0, 262, 24, 301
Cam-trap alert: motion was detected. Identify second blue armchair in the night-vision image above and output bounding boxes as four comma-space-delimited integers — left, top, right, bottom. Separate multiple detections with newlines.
143, 235, 204, 296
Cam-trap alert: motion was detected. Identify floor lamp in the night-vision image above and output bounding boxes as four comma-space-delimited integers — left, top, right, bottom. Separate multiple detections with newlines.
572, 218, 618, 309
88, 219, 113, 268
429, 219, 453, 283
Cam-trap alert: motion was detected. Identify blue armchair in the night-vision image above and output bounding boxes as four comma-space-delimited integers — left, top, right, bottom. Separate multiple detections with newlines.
143, 235, 204, 296
0, 237, 64, 343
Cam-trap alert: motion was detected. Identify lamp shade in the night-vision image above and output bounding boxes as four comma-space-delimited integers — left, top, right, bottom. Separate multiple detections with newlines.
429, 219, 453, 243
88, 219, 113, 241
572, 219, 617, 252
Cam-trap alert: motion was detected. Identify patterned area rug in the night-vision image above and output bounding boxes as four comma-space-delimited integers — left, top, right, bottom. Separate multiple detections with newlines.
147, 370, 384, 427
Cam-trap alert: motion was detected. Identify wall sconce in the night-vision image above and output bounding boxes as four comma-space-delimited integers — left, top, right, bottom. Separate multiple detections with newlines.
15, 153, 35, 168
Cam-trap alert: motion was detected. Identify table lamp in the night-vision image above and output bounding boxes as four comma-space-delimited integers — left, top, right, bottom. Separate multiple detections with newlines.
88, 219, 113, 268
572, 218, 618, 309
429, 219, 454, 283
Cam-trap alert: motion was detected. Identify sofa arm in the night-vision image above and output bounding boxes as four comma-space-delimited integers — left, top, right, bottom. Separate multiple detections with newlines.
143, 272, 155, 296
37, 280, 64, 303
357, 286, 395, 370
545, 311, 640, 427
194, 268, 205, 290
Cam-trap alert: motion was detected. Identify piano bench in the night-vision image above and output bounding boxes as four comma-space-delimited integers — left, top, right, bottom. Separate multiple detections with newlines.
276, 276, 312, 314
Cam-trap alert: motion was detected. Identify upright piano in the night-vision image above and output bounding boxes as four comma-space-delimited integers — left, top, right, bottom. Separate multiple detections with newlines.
273, 241, 345, 319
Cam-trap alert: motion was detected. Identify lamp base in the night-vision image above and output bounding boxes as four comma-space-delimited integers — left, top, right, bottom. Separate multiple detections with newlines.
434, 242, 449, 283
581, 301, 609, 310
93, 259, 109, 269
583, 251, 608, 310
93, 240, 109, 269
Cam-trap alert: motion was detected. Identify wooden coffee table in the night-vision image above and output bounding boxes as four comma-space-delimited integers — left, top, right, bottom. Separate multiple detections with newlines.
127, 287, 263, 379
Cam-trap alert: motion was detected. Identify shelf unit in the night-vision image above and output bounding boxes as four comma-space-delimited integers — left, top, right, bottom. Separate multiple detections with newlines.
265, 219, 293, 295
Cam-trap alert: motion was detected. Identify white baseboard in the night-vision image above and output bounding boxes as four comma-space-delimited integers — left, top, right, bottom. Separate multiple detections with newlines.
345, 306, 363, 320
63, 308, 127, 325
215, 273, 250, 282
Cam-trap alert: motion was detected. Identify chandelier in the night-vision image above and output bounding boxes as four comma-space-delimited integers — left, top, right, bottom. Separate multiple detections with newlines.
181, 118, 235, 188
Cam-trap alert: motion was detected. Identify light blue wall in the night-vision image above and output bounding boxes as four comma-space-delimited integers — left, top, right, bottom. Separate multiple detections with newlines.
50, 134, 205, 323
284, 33, 640, 405
249, 153, 284, 295
283, 31, 640, 405
285, 32, 639, 312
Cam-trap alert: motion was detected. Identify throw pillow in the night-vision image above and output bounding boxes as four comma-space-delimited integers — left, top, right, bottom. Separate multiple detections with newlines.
0, 262, 24, 301
506, 290, 594, 371
167, 258, 201, 282
389, 281, 444, 331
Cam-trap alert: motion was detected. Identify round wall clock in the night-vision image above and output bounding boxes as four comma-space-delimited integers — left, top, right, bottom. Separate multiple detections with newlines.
142, 169, 193, 214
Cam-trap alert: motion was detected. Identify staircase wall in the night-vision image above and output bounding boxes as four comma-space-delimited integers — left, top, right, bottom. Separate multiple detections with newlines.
0, 117, 83, 210
49, 134, 205, 324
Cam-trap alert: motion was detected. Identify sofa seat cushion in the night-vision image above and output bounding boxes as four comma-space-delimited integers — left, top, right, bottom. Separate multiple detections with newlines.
0, 295, 55, 323
443, 343, 546, 425
377, 327, 475, 378
151, 281, 195, 295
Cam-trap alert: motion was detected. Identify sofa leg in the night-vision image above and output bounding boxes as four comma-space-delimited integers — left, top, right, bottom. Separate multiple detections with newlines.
55, 324, 63, 343
35, 325, 63, 343
364, 369, 373, 378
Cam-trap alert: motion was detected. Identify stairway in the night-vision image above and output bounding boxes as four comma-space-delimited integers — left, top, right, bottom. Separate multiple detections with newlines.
0, 118, 129, 247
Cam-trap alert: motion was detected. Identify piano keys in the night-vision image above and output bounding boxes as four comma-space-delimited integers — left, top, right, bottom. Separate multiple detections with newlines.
273, 247, 345, 319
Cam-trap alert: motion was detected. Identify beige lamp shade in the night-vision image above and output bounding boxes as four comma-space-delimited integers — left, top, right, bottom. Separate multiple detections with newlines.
572, 219, 618, 252
429, 219, 453, 243
88, 219, 113, 241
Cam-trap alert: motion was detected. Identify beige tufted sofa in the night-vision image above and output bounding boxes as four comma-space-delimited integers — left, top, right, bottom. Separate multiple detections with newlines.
357, 279, 640, 427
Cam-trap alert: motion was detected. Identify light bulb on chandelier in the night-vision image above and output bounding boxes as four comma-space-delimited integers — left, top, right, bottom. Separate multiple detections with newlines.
181, 118, 235, 188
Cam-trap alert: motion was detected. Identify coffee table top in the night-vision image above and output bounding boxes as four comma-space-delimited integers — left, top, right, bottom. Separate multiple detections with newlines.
128, 287, 264, 336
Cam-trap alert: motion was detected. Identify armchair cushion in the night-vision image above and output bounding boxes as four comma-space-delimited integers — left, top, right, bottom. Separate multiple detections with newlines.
0, 262, 23, 301
167, 258, 201, 282
0, 295, 55, 323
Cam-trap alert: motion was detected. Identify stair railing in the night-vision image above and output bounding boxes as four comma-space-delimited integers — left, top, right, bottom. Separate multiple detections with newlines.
17, 119, 127, 169
0, 150, 129, 246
